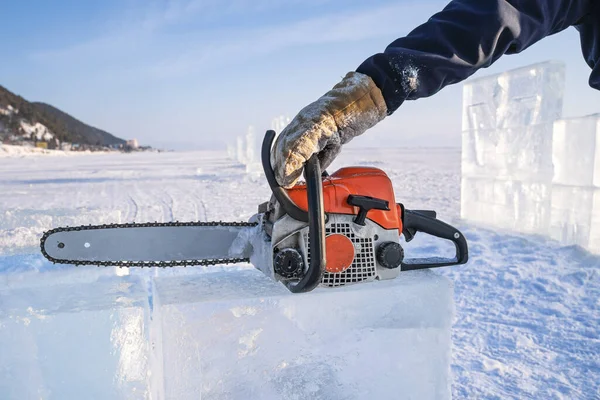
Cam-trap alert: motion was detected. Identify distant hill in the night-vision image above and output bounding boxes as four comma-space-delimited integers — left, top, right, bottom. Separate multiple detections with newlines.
32, 102, 125, 146
0, 85, 126, 146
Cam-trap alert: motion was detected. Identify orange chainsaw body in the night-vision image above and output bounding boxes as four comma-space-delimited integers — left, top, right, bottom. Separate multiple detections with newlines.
286, 166, 403, 234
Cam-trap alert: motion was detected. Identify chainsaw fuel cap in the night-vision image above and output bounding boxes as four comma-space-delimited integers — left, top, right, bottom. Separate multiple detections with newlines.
324, 234, 355, 273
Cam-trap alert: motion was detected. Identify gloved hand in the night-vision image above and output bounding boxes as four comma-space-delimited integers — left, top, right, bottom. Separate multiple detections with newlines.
271, 71, 388, 188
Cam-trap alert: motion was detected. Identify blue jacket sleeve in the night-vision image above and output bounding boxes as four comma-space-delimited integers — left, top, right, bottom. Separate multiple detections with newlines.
356, 0, 600, 114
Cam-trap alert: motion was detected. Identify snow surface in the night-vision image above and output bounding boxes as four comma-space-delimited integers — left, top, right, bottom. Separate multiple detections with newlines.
0, 147, 599, 398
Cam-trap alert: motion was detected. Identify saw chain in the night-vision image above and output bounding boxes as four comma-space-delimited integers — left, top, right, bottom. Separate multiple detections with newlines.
40, 220, 259, 268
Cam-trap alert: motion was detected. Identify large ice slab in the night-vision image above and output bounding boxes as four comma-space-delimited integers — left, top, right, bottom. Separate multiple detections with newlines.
155, 268, 454, 400
589, 190, 600, 254
462, 61, 565, 131
552, 114, 600, 187
461, 62, 565, 181
461, 179, 600, 254
0, 272, 152, 399
550, 185, 600, 251
461, 123, 554, 180
460, 177, 551, 234
460, 61, 600, 255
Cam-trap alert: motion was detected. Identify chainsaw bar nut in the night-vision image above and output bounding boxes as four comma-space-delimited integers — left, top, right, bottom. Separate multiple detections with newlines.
274, 248, 304, 279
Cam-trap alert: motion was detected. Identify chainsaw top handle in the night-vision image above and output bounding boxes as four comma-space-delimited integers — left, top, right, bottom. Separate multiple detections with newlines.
261, 130, 326, 293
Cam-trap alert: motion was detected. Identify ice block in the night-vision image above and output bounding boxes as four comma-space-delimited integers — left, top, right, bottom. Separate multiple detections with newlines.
552, 114, 600, 187
154, 268, 454, 400
549, 185, 600, 252
461, 123, 555, 181
462, 61, 565, 131
0, 273, 152, 399
461, 62, 565, 182
460, 177, 551, 235
588, 190, 600, 254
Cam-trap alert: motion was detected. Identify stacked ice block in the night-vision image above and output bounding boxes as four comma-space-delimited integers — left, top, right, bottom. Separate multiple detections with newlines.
460, 61, 600, 254
0, 271, 153, 399
461, 61, 565, 234
550, 114, 600, 252
154, 269, 454, 400
461, 62, 564, 181
0, 267, 455, 399
227, 126, 263, 175
552, 115, 600, 187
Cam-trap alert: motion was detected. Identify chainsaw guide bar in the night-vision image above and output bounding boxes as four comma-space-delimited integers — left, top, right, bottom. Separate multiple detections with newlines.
40, 220, 258, 268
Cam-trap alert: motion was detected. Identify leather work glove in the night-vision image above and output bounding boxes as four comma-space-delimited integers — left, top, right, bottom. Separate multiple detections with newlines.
271, 71, 388, 188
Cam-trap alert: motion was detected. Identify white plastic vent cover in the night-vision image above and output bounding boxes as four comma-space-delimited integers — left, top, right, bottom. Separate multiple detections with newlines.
305, 223, 377, 287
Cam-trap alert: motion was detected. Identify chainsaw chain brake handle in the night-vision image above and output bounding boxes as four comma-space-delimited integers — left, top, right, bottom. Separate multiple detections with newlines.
261, 130, 326, 293
398, 204, 469, 271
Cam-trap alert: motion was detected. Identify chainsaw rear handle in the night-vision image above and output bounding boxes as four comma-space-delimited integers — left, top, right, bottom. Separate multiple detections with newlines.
261, 130, 325, 293
399, 206, 469, 271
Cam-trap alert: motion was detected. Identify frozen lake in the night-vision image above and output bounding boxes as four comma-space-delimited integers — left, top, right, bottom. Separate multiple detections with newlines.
1, 147, 599, 399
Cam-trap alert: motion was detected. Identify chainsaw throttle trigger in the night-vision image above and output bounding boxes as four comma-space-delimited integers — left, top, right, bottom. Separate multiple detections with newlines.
401, 209, 437, 242
347, 195, 390, 226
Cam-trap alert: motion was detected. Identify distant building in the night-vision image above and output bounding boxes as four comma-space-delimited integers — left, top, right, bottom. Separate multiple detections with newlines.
126, 139, 139, 149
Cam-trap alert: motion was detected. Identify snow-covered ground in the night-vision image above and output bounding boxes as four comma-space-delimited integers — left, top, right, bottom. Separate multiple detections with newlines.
1, 148, 599, 398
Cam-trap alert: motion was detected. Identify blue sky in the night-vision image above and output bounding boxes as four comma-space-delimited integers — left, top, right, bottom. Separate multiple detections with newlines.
1, 0, 599, 150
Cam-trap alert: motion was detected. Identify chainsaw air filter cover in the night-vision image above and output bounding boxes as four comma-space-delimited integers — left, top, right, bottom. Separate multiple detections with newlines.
287, 167, 404, 234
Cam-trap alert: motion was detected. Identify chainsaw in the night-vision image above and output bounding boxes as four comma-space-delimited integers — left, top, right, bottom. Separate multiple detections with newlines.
40, 130, 468, 293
